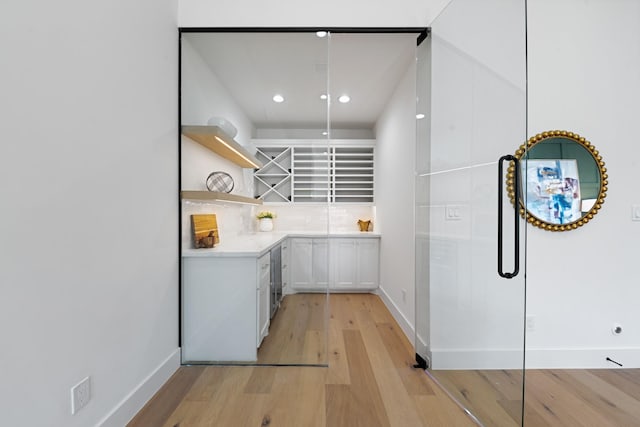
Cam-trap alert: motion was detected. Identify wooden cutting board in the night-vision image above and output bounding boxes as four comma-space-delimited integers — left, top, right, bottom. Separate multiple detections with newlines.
191, 214, 219, 248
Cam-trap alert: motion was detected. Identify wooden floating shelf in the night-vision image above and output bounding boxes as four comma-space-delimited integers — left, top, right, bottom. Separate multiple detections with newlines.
181, 191, 263, 205
182, 125, 263, 169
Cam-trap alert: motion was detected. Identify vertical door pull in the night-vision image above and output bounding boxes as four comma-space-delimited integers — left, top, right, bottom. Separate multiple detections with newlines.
498, 155, 519, 279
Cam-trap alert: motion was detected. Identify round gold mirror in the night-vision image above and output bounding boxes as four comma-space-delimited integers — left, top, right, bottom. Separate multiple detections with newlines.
507, 130, 608, 231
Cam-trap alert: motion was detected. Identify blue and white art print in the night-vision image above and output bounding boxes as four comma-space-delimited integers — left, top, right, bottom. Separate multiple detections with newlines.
521, 159, 581, 224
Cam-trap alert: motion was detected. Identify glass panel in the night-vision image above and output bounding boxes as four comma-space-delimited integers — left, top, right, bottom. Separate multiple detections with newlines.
415, 0, 528, 425
180, 31, 330, 366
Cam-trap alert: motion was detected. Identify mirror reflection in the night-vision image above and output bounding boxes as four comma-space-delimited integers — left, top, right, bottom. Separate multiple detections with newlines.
509, 130, 608, 231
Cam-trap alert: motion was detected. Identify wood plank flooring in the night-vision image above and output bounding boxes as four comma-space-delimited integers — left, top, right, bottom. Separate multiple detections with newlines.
257, 293, 328, 365
128, 294, 473, 427
128, 293, 640, 426
432, 368, 640, 427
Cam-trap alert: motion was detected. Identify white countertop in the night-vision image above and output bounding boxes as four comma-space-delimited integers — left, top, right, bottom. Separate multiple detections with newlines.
182, 231, 381, 258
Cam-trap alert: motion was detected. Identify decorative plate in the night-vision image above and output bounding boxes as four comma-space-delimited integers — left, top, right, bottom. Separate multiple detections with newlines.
206, 171, 234, 193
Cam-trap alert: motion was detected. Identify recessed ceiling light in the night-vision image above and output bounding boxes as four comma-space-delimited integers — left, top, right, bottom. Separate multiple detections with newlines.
338, 94, 350, 104
322, 131, 328, 136
416, 113, 426, 119
272, 94, 284, 103
316, 31, 327, 38
320, 94, 328, 100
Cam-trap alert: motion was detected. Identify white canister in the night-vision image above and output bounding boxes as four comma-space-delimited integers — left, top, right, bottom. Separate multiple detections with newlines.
259, 218, 273, 232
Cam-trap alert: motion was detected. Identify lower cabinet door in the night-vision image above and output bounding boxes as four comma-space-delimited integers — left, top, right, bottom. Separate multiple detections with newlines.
289, 237, 379, 292
258, 283, 270, 346
257, 253, 270, 347
331, 239, 357, 289
312, 238, 329, 288
291, 238, 313, 289
356, 239, 379, 288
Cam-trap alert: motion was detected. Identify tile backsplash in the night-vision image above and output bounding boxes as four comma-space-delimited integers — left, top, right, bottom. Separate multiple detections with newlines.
182, 201, 376, 248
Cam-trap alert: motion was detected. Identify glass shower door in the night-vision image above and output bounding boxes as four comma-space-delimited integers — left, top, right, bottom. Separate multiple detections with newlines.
415, 0, 528, 425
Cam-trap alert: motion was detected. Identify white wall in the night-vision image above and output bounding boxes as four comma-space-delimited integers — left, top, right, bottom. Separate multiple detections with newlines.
181, 37, 255, 196
178, 0, 451, 28
0, 0, 180, 426
181, 38, 258, 245
375, 60, 418, 341
526, 0, 640, 368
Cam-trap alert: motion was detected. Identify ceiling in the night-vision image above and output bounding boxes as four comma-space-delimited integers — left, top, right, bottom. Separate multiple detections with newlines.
185, 32, 419, 130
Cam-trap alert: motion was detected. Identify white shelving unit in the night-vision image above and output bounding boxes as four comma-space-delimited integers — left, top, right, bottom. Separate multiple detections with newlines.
253, 144, 374, 204
332, 147, 374, 203
254, 147, 292, 202
292, 146, 331, 203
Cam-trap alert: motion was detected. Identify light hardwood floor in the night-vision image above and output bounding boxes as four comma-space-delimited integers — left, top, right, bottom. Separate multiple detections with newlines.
257, 293, 328, 365
433, 368, 640, 426
129, 294, 640, 426
128, 294, 474, 427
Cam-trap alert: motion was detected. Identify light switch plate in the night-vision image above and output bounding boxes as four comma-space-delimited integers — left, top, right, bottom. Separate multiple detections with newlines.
445, 205, 463, 221
633, 205, 640, 221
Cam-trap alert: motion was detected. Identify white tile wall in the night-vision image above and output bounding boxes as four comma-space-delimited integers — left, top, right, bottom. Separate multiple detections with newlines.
181, 200, 375, 248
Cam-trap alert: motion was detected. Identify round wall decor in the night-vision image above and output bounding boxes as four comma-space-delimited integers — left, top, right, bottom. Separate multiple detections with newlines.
206, 171, 235, 193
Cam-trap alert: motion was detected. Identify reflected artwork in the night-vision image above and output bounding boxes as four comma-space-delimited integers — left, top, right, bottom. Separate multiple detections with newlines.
522, 159, 581, 224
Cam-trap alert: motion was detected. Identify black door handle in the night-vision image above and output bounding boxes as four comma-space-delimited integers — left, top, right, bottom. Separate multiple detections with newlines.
498, 155, 519, 279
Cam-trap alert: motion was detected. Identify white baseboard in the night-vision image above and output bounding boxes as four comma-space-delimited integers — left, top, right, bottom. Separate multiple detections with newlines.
526, 347, 640, 369
377, 286, 415, 347
430, 347, 640, 370
97, 348, 181, 427
431, 348, 523, 370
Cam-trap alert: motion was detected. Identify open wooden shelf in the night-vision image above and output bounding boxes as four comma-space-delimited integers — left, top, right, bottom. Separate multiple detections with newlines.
182, 125, 263, 169
181, 191, 263, 205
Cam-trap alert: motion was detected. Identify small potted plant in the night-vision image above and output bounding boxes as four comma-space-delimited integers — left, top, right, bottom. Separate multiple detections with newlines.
256, 211, 276, 232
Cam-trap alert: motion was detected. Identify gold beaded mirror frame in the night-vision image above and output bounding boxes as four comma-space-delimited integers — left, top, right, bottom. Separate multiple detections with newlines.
507, 130, 608, 232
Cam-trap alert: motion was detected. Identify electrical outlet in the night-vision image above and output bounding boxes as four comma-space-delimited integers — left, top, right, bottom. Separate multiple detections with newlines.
71, 376, 91, 415
526, 316, 536, 332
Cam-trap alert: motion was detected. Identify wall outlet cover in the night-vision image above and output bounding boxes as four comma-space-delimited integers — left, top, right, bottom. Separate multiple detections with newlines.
71, 376, 91, 415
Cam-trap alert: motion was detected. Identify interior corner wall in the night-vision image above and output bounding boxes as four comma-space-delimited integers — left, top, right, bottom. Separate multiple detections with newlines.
374, 59, 417, 342
526, 0, 640, 368
0, 0, 180, 425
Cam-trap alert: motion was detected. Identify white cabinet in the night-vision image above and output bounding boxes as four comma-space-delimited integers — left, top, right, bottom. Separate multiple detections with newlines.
354, 239, 379, 288
257, 252, 270, 347
312, 239, 329, 287
290, 238, 313, 289
182, 251, 275, 363
281, 239, 290, 295
182, 256, 259, 363
331, 239, 357, 289
330, 238, 379, 290
290, 238, 329, 290
289, 237, 380, 292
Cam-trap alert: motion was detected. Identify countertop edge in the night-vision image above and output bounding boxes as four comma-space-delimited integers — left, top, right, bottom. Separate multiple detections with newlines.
182, 232, 380, 258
